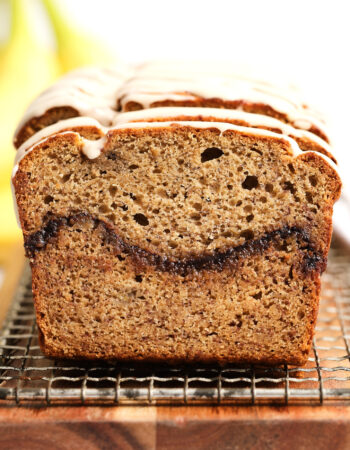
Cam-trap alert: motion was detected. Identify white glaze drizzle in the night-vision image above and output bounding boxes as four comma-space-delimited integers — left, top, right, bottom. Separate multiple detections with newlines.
14, 62, 329, 147
135, 61, 326, 122
118, 82, 327, 134
118, 62, 328, 135
81, 135, 107, 159
14, 66, 131, 137
15, 116, 107, 167
117, 77, 304, 108
113, 107, 333, 156
13, 118, 302, 174
135, 61, 307, 105
13, 109, 338, 176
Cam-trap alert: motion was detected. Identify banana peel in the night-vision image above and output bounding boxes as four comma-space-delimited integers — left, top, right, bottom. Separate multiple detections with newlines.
0, 0, 60, 243
1, 0, 119, 244
0, 183, 20, 243
42, 0, 119, 72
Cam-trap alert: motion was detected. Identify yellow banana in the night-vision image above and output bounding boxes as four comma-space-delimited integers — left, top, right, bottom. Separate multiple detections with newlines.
42, 0, 119, 72
1, 0, 118, 244
0, 185, 20, 243
0, 0, 61, 243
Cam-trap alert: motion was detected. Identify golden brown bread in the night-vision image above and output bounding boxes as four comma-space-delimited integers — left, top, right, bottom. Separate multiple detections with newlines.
13, 121, 341, 365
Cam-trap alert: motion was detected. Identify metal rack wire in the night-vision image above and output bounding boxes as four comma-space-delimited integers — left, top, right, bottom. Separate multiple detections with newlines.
0, 247, 350, 406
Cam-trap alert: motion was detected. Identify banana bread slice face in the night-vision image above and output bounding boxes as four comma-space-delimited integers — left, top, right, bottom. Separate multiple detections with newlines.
13, 122, 341, 364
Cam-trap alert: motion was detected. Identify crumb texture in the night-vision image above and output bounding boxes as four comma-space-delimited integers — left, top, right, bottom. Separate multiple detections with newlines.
33, 215, 319, 364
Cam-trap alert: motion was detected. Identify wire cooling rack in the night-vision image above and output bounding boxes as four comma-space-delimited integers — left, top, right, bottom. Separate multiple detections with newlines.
0, 247, 350, 406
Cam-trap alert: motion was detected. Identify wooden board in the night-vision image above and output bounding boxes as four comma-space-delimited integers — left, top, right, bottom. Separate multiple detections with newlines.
0, 405, 350, 449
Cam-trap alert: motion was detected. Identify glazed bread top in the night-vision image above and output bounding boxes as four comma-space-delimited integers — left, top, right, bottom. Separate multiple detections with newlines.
12, 62, 341, 254
14, 62, 331, 148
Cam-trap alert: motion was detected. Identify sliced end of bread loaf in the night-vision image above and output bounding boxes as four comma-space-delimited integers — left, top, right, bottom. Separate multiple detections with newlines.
13, 123, 340, 363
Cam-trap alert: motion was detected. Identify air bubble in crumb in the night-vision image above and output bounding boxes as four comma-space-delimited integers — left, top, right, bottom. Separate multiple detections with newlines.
201, 147, 224, 163
242, 176, 259, 190
133, 213, 149, 226
44, 195, 54, 204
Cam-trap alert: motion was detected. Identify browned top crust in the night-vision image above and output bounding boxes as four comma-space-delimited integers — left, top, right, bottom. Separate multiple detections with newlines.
13, 63, 332, 151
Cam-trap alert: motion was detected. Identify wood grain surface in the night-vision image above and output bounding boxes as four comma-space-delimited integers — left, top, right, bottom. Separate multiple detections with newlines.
0, 406, 350, 449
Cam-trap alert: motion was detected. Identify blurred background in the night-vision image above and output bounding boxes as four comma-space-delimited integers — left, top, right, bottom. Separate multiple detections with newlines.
0, 0, 349, 296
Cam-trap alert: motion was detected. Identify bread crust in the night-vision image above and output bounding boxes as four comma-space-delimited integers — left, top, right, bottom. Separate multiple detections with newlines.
121, 98, 329, 142
14, 106, 79, 148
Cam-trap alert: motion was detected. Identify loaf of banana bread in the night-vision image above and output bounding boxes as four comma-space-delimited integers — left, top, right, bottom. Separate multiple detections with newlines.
12, 63, 341, 364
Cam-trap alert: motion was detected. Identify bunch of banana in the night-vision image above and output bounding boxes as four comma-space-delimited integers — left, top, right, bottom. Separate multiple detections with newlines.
0, 0, 118, 244
42, 0, 118, 72
0, 0, 60, 243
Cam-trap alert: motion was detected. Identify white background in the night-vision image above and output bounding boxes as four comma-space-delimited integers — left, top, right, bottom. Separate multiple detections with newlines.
59, 0, 349, 166
2, 0, 349, 165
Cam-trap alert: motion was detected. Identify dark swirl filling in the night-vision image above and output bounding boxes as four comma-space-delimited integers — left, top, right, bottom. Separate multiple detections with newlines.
25, 212, 326, 276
